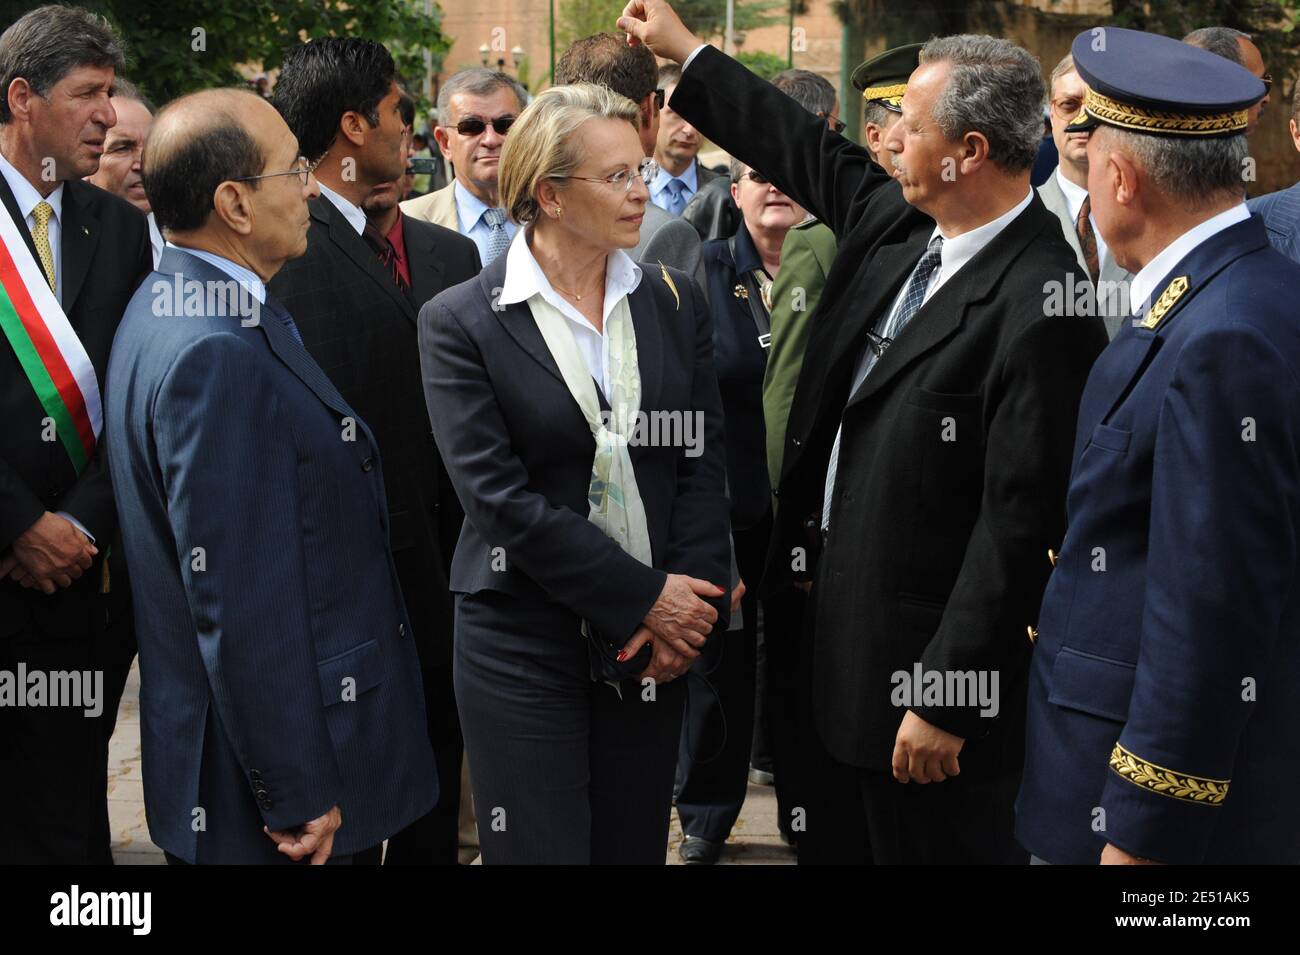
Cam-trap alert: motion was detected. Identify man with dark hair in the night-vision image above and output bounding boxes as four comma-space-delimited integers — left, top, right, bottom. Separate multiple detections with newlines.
553, 32, 701, 277
107, 86, 438, 864
1184, 27, 1270, 134
86, 79, 164, 265
269, 38, 477, 865
0, 3, 152, 864
650, 62, 720, 216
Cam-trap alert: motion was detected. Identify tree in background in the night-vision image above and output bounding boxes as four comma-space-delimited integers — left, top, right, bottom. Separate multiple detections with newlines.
0, 0, 452, 110
736, 49, 788, 80
558, 0, 786, 52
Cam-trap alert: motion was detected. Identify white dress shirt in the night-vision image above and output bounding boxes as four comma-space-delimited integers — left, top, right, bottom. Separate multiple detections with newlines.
1128, 203, 1250, 315
822, 189, 1035, 529
1054, 166, 1112, 274
0, 150, 64, 303
496, 229, 642, 398
316, 180, 367, 235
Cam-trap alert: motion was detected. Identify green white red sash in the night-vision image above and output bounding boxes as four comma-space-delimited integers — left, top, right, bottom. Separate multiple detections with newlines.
0, 201, 100, 473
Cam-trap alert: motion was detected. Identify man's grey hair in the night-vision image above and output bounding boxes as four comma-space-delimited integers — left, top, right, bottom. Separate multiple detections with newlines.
863, 100, 893, 129
1049, 53, 1075, 91
772, 69, 837, 118
111, 76, 154, 114
920, 34, 1044, 173
1096, 125, 1248, 206
1183, 27, 1249, 66
0, 4, 127, 124
436, 68, 527, 122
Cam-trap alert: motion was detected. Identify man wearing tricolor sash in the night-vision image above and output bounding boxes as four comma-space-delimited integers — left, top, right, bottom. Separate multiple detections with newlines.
0, 6, 152, 864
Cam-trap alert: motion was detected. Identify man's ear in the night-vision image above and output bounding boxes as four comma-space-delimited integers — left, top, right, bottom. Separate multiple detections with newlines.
6, 77, 33, 123
433, 124, 453, 159
1290, 118, 1300, 153
1110, 149, 1138, 207
730, 181, 740, 205
337, 109, 367, 149
958, 130, 990, 176
212, 180, 254, 236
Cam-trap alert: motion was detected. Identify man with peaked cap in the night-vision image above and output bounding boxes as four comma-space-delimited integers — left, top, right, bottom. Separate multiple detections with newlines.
852, 42, 921, 170
1015, 27, 1300, 865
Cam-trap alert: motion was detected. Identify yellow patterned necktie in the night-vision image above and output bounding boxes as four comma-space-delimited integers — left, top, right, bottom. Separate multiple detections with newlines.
31, 200, 55, 293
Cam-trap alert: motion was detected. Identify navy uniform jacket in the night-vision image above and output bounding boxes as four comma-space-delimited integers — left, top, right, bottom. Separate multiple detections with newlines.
1016, 214, 1300, 864
106, 248, 437, 863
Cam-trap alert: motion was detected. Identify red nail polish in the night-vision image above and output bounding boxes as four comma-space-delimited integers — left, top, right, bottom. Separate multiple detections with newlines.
616, 650, 627, 662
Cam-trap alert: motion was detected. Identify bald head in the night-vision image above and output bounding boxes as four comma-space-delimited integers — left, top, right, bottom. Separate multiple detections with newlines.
144, 87, 318, 280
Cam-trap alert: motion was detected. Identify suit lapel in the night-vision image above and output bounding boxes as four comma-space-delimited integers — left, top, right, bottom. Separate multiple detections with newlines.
627, 273, 663, 413
403, 217, 445, 313
258, 293, 361, 423
58, 181, 100, 312
0, 174, 40, 265
480, 259, 565, 385
1039, 176, 1086, 266
315, 198, 415, 322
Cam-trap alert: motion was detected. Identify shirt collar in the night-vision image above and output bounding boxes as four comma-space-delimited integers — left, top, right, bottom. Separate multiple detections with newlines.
454, 179, 496, 232
164, 241, 267, 303
932, 188, 1034, 277
651, 160, 699, 199
1129, 203, 1250, 315
316, 180, 367, 235
0, 150, 63, 222
498, 227, 642, 329
1054, 166, 1089, 223
731, 221, 765, 275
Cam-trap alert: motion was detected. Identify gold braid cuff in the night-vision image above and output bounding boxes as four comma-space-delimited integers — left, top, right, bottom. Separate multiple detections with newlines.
1083, 87, 1249, 136
1109, 743, 1229, 806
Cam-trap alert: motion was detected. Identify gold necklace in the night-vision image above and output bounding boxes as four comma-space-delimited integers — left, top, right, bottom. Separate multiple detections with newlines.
550, 274, 602, 302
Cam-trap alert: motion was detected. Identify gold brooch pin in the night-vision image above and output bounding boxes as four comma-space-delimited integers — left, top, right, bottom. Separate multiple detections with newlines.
733, 283, 749, 301
658, 260, 679, 310
1140, 275, 1190, 330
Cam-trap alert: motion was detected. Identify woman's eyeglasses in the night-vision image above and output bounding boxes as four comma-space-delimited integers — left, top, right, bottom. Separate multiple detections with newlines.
231, 156, 317, 186
554, 158, 659, 193
440, 115, 516, 136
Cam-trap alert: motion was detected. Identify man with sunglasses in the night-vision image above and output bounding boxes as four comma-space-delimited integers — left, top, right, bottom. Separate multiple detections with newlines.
401, 68, 527, 265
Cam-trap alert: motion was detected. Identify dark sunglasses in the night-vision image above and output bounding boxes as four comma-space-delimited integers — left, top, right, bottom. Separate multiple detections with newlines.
741, 170, 771, 185
653, 88, 665, 109
441, 115, 515, 136
1262, 73, 1273, 95
818, 110, 847, 134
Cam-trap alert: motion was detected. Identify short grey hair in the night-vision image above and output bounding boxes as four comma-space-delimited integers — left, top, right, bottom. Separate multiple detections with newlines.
772, 69, 837, 118
1049, 53, 1075, 92
0, 4, 126, 124
436, 68, 527, 121
1096, 124, 1248, 206
920, 34, 1044, 173
111, 76, 154, 114
1183, 27, 1249, 66
863, 100, 893, 129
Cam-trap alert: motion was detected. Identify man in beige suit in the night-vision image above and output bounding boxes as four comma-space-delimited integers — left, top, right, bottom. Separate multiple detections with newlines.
401, 69, 526, 267
1038, 53, 1132, 338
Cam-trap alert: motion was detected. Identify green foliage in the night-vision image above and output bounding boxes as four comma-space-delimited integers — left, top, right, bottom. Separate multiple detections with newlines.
0, 1, 451, 111
736, 49, 788, 80
556, 0, 786, 51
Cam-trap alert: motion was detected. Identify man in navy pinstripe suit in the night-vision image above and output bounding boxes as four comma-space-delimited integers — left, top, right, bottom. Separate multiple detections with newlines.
105, 89, 436, 864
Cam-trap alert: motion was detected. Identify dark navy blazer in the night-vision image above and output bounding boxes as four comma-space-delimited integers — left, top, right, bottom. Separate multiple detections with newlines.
702, 224, 771, 531
1016, 215, 1300, 864
105, 248, 437, 863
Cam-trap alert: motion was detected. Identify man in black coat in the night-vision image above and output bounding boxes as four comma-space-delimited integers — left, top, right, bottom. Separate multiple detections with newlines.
0, 6, 151, 864
622, 2, 1107, 863
268, 38, 480, 864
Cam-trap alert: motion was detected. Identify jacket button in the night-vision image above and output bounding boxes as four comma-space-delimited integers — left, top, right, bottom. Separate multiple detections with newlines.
1026, 625, 1038, 646
1047, 548, 1057, 567
791, 437, 802, 447
361, 457, 374, 472
398, 623, 406, 637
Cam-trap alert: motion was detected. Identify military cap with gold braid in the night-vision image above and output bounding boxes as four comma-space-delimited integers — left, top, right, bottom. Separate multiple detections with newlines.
1067, 27, 1265, 137
851, 42, 923, 114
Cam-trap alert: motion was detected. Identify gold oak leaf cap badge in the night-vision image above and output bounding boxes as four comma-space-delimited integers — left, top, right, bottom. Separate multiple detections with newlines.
1140, 275, 1190, 330
658, 261, 680, 311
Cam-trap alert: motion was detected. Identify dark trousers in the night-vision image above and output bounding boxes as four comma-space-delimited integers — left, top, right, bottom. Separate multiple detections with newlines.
0, 625, 112, 864
674, 519, 765, 843
795, 574, 1026, 865
165, 850, 355, 866
383, 661, 463, 865
454, 591, 686, 864
761, 583, 807, 841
